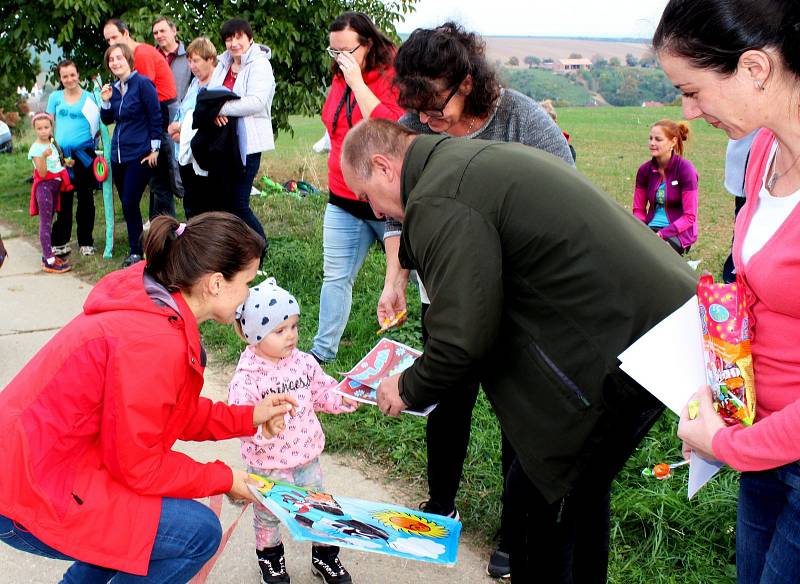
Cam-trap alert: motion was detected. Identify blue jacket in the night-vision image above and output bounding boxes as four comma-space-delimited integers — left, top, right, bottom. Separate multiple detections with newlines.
100, 72, 162, 164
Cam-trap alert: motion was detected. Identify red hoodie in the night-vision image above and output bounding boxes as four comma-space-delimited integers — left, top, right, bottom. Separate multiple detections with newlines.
0, 263, 256, 575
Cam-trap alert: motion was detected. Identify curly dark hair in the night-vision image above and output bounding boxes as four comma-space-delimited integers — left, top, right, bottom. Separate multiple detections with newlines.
394, 22, 500, 117
329, 12, 396, 76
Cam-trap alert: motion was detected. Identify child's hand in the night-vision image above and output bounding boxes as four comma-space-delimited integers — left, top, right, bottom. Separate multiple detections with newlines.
42, 147, 53, 158
254, 393, 298, 437
64, 157, 75, 168
262, 416, 286, 438
342, 397, 360, 410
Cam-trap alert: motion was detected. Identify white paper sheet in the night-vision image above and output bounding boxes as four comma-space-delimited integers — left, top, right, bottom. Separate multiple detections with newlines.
618, 295, 722, 496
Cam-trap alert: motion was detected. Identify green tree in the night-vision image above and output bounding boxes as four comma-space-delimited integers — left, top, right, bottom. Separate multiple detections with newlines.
523, 55, 540, 68
640, 52, 657, 68
625, 53, 638, 67
0, 0, 417, 133
507, 56, 519, 67
568, 52, 583, 59
609, 56, 621, 67
591, 54, 608, 69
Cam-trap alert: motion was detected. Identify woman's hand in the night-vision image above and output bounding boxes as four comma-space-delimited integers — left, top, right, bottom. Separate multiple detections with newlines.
214, 115, 229, 127
677, 385, 726, 461
227, 468, 259, 503
141, 151, 159, 167
336, 52, 365, 90
100, 84, 113, 103
253, 393, 298, 438
167, 121, 181, 143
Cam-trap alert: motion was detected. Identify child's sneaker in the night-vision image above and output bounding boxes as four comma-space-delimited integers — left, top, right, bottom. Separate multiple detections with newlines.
311, 545, 351, 584
419, 499, 461, 521
42, 256, 73, 273
79, 246, 95, 256
51, 244, 71, 257
257, 543, 290, 584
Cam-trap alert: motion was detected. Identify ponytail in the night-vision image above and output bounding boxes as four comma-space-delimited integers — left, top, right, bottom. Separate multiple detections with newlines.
143, 212, 266, 292
653, 119, 690, 157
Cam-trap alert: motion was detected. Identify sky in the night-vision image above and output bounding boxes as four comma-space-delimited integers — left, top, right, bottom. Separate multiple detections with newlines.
395, 0, 670, 39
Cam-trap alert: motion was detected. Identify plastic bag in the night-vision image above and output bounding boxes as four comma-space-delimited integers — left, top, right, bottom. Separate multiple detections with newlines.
697, 274, 756, 426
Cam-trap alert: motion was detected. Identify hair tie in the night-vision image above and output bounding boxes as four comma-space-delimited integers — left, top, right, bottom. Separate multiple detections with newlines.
175, 223, 186, 236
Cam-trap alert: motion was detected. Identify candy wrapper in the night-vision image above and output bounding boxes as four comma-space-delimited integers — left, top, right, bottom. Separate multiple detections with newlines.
697, 274, 756, 426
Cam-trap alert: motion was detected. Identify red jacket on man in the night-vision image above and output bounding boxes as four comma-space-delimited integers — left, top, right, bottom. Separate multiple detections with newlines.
0, 262, 256, 575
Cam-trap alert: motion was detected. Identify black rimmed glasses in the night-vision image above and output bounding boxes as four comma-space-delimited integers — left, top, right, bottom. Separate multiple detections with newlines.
326, 45, 361, 58
418, 82, 462, 119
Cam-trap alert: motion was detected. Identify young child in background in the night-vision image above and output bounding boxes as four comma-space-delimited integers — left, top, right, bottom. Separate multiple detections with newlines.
229, 278, 358, 584
27, 112, 73, 273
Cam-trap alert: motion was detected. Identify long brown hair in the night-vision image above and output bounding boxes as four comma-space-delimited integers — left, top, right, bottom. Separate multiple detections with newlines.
329, 12, 396, 76
143, 213, 266, 292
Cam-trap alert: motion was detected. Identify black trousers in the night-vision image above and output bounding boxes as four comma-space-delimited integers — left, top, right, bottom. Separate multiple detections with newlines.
148, 101, 177, 220
51, 159, 95, 248
179, 164, 214, 219
421, 302, 515, 546
506, 378, 664, 583
722, 196, 747, 283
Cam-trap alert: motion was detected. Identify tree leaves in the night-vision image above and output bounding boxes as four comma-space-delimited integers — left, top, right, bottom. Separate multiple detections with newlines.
1, 0, 417, 132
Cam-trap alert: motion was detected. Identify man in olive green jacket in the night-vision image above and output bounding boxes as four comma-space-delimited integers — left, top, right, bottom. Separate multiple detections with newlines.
342, 119, 697, 582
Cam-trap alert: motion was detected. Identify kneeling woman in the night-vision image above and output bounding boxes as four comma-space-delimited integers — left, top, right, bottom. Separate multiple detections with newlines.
633, 119, 699, 255
0, 212, 296, 582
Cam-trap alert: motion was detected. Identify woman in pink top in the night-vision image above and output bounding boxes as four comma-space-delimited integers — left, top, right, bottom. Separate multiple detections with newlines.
655, 1, 800, 582
229, 279, 358, 584
632, 119, 699, 255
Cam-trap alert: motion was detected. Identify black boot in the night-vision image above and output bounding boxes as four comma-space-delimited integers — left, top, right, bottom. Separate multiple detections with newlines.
311, 545, 352, 584
257, 543, 290, 584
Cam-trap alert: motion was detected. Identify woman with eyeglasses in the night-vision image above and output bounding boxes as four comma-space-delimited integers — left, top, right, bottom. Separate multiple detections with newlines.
308, 11, 404, 365
376, 21, 575, 580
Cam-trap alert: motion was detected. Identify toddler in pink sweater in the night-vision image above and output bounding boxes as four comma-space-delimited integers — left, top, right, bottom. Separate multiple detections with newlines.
229, 278, 358, 584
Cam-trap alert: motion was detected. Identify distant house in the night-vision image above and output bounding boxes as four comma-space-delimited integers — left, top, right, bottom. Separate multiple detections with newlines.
553, 58, 592, 73
642, 101, 665, 107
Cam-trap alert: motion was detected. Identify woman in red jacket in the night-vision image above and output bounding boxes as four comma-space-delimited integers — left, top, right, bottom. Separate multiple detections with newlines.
309, 11, 404, 364
0, 212, 297, 582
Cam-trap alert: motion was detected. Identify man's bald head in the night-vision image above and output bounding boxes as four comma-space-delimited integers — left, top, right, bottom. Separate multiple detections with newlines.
341, 118, 418, 181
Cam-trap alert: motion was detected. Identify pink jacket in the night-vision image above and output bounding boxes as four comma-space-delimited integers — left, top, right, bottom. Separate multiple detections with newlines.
228, 347, 355, 470
633, 154, 699, 248
712, 129, 800, 470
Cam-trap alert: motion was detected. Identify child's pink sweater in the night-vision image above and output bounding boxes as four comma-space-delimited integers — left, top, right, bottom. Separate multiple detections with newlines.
228, 347, 354, 470
712, 129, 800, 470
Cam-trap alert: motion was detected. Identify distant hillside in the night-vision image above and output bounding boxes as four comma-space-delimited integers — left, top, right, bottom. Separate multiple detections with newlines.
483, 36, 651, 65
501, 68, 595, 106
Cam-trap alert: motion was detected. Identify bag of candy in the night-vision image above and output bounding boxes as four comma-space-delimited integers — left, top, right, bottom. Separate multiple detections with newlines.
697, 274, 756, 426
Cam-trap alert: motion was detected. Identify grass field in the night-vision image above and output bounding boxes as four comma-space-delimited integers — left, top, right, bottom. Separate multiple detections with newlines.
0, 107, 739, 582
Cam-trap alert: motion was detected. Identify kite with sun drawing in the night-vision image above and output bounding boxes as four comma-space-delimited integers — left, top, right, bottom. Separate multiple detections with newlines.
248, 476, 461, 565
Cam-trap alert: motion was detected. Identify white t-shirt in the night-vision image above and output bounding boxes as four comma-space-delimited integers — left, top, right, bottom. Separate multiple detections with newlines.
741, 142, 800, 265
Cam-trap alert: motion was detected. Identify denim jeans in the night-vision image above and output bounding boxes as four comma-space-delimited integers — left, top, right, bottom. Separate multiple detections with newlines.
0, 498, 221, 583
311, 203, 384, 361
737, 464, 800, 583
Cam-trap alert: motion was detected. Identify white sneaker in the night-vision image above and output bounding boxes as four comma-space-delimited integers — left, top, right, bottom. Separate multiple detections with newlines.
51, 244, 71, 257
80, 246, 96, 256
